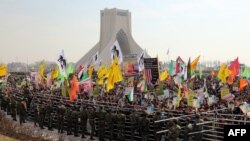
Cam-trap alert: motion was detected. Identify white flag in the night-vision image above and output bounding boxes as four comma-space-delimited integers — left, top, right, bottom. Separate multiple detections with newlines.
138, 51, 145, 71
57, 50, 67, 78
92, 52, 99, 65
110, 40, 123, 64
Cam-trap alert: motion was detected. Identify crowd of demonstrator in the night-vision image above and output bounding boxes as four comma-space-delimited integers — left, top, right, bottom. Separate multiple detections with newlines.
0, 73, 250, 141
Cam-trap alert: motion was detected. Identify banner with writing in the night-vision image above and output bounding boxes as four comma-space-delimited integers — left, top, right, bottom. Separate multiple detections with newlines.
144, 58, 159, 85
221, 87, 231, 100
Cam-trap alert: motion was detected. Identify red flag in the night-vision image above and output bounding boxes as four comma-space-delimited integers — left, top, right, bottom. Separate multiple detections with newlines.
70, 75, 79, 101
228, 67, 235, 85
229, 57, 240, 76
78, 65, 83, 73
176, 62, 180, 74
175, 56, 184, 74
228, 57, 240, 85
239, 78, 248, 91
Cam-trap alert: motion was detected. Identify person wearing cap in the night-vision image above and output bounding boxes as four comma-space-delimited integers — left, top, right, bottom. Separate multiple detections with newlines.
33, 99, 39, 127
116, 110, 125, 141
98, 106, 106, 141
140, 112, 149, 141
38, 101, 46, 129
10, 94, 17, 121
129, 109, 137, 141
167, 119, 180, 141
72, 105, 79, 137
80, 105, 88, 138
193, 114, 203, 141
46, 100, 53, 131
105, 108, 114, 141
183, 117, 193, 141
153, 111, 162, 141
6, 92, 11, 115
17, 97, 27, 125
88, 106, 96, 140
66, 105, 73, 135
57, 100, 66, 133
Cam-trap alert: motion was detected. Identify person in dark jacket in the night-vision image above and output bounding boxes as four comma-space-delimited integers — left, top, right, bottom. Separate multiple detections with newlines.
88, 106, 96, 140
18, 98, 27, 125
80, 105, 88, 138
46, 100, 53, 130
57, 101, 66, 133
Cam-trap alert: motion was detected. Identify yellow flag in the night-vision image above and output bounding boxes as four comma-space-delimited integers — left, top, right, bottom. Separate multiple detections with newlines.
97, 78, 104, 85
106, 64, 115, 91
97, 65, 108, 86
114, 57, 123, 83
39, 61, 45, 80
52, 66, 59, 80
0, 64, 7, 77
217, 63, 230, 83
106, 72, 115, 92
160, 70, 168, 81
88, 66, 94, 78
106, 57, 123, 91
103, 67, 110, 78
191, 56, 200, 70
97, 65, 108, 79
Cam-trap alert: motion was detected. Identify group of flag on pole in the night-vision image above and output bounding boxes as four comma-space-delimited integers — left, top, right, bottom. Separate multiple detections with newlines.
228, 57, 240, 85
165, 55, 201, 82
216, 57, 250, 91
22, 39, 250, 103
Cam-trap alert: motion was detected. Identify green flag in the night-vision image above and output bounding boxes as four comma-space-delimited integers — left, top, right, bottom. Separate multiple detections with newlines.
199, 67, 203, 79
81, 73, 89, 81
128, 88, 134, 102
67, 64, 74, 77
125, 87, 134, 102
187, 58, 191, 79
168, 60, 174, 76
241, 67, 250, 79
58, 70, 66, 82
191, 70, 195, 78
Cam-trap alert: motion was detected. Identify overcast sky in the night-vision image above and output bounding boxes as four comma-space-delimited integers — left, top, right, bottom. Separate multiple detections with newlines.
0, 0, 250, 65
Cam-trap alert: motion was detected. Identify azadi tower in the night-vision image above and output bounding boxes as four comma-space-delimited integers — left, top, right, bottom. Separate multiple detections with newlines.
76, 8, 147, 67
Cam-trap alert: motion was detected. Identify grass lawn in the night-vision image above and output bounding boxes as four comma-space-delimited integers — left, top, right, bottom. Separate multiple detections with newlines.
0, 134, 19, 141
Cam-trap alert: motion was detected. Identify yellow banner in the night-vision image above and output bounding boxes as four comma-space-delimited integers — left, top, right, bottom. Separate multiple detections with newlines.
188, 90, 195, 107
220, 87, 230, 100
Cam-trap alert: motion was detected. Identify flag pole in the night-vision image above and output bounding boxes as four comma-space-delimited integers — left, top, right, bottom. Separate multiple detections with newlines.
168, 48, 170, 64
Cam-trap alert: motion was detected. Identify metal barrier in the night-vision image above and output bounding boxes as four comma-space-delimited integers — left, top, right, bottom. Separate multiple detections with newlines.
154, 108, 228, 123
11, 92, 250, 141
188, 129, 214, 135
154, 108, 249, 141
